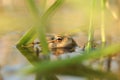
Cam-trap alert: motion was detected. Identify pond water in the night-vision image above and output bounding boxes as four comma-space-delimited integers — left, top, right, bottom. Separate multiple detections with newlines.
0, 32, 86, 80
0, 32, 32, 80
0, 32, 120, 80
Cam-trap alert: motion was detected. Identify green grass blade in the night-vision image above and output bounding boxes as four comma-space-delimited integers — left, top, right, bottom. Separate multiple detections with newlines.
37, 0, 64, 55
56, 65, 118, 80
26, 0, 40, 17
47, 65, 118, 80
24, 44, 120, 75
23, 0, 49, 55
101, 0, 106, 47
36, 23, 49, 55
42, 0, 64, 21
16, 27, 36, 47
17, 0, 64, 55
25, 64, 119, 80
86, 0, 96, 52
16, 0, 40, 47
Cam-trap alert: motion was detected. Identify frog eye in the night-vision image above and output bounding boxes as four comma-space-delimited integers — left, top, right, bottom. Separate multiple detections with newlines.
57, 37, 63, 41
53, 34, 64, 41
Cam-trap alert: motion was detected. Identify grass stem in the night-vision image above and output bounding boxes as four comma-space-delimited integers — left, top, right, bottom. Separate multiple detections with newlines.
86, 0, 96, 52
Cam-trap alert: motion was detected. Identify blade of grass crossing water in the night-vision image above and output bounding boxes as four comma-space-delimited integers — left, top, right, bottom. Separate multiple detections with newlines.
25, 0, 40, 19
42, 0, 64, 21
25, 44, 120, 74
39, 0, 47, 13
16, 0, 41, 47
101, 0, 106, 48
86, 0, 96, 52
25, 0, 49, 55
16, 27, 36, 47
38, 0, 64, 55
98, 0, 106, 71
19, 44, 120, 80
36, 22, 49, 55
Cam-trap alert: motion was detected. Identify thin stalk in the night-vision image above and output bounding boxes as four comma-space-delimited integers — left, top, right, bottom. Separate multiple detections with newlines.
38, 0, 64, 55
42, 0, 64, 21
41, 0, 64, 33
39, 0, 47, 13
99, 0, 106, 71
86, 0, 96, 52
16, 0, 40, 47
16, 27, 36, 47
101, 0, 106, 47
36, 21, 49, 56
101, 0, 112, 72
26, 0, 40, 18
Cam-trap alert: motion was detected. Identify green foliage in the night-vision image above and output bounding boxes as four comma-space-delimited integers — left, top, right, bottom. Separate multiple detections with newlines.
16, 0, 120, 80
85, 0, 96, 52
17, 0, 64, 80
17, 0, 64, 55
16, 27, 36, 47
20, 44, 120, 80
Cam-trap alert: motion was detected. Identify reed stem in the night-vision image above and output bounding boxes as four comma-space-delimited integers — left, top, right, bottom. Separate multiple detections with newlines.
101, 0, 106, 48
86, 0, 96, 52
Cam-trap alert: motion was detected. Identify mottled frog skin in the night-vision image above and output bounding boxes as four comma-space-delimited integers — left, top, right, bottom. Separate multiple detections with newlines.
48, 34, 77, 48
31, 34, 78, 56
47, 34, 77, 55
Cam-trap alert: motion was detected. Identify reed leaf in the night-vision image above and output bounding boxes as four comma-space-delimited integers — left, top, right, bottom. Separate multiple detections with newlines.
17, 0, 64, 55
86, 0, 96, 52
23, 44, 120, 78
16, 27, 36, 47
101, 0, 106, 47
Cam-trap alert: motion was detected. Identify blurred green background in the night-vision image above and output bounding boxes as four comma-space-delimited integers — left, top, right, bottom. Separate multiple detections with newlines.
0, 0, 119, 34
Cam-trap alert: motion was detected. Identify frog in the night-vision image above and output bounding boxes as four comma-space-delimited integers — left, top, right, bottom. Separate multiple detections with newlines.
30, 34, 79, 56
48, 34, 78, 56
